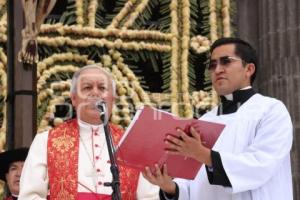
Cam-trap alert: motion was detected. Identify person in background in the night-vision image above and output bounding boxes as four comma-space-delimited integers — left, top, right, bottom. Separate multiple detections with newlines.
142, 37, 293, 200
0, 148, 29, 200
19, 64, 159, 200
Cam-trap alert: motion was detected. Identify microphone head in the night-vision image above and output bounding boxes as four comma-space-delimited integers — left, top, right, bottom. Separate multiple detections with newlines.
95, 101, 108, 125
95, 100, 106, 112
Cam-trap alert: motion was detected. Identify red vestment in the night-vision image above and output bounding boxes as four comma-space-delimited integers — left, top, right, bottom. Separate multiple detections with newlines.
47, 119, 139, 200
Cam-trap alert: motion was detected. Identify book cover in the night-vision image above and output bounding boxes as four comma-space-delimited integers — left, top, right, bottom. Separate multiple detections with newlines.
115, 106, 225, 179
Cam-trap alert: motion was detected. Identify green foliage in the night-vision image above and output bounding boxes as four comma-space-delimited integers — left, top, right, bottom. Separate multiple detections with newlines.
229, 0, 237, 36
96, 0, 127, 28
37, 97, 50, 125
188, 0, 211, 91
131, 0, 171, 31
0, 96, 4, 130
41, 0, 218, 94
161, 52, 171, 92
120, 50, 162, 91
64, 0, 77, 25
0, 2, 7, 20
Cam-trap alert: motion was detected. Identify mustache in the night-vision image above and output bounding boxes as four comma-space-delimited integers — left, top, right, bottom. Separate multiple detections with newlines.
80, 98, 105, 108
84, 98, 104, 103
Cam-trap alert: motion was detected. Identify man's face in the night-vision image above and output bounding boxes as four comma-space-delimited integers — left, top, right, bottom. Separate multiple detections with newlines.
5, 161, 24, 195
209, 44, 254, 96
71, 68, 115, 125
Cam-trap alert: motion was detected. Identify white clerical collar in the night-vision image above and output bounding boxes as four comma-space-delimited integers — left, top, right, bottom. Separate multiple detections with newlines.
224, 86, 252, 100
77, 119, 104, 133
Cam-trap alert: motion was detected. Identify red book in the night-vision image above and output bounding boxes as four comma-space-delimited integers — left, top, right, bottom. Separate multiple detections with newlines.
115, 106, 225, 179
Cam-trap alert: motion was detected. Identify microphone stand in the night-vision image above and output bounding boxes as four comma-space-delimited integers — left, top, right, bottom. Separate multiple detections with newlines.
100, 110, 122, 200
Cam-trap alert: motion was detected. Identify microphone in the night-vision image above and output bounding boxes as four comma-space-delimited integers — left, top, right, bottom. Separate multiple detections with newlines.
95, 100, 108, 125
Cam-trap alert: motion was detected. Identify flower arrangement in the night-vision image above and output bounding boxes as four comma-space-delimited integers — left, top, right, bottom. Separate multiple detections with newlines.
190, 36, 211, 54
105, 49, 151, 127
88, 0, 98, 27
0, 47, 6, 151
180, 0, 193, 118
41, 23, 172, 40
169, 0, 179, 115
0, 13, 6, 43
122, 0, 150, 29
222, 0, 231, 37
191, 90, 218, 110
75, 0, 84, 26
209, 0, 218, 42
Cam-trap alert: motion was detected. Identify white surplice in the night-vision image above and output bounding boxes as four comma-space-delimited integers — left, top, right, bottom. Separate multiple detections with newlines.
18, 119, 159, 200
175, 94, 293, 200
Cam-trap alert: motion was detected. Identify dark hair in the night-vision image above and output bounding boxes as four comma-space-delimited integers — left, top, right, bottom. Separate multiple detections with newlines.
210, 37, 258, 84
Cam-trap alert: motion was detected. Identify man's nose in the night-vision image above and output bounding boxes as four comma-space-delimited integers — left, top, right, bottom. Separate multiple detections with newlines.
16, 169, 22, 176
91, 87, 101, 96
214, 63, 225, 73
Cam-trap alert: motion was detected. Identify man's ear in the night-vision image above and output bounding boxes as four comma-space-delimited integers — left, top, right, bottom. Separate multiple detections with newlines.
70, 93, 77, 107
5, 172, 8, 181
245, 63, 255, 78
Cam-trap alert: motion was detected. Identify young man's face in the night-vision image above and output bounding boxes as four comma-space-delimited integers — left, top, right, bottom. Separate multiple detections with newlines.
209, 44, 254, 96
71, 68, 115, 125
5, 161, 24, 195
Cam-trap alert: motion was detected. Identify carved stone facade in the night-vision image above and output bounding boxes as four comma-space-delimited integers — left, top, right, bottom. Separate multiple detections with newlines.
236, 0, 300, 199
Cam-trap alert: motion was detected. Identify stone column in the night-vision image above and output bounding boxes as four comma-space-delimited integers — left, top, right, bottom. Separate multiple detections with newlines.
236, 0, 300, 199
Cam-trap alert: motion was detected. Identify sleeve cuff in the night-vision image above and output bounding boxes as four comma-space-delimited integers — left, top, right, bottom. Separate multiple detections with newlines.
205, 150, 232, 187
159, 182, 179, 200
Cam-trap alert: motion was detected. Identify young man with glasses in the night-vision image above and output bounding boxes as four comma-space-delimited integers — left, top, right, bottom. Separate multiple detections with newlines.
142, 37, 293, 200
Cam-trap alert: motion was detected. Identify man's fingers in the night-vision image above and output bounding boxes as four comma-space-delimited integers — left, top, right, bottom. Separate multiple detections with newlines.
190, 126, 200, 140
166, 150, 181, 156
176, 128, 186, 135
166, 135, 184, 148
143, 166, 153, 177
154, 164, 162, 176
143, 166, 162, 185
142, 170, 149, 179
177, 128, 193, 144
165, 139, 182, 149
162, 164, 169, 177
178, 130, 189, 141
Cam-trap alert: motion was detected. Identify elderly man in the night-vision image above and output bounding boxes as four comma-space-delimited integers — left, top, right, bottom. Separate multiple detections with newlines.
0, 147, 29, 200
19, 64, 159, 200
143, 37, 293, 200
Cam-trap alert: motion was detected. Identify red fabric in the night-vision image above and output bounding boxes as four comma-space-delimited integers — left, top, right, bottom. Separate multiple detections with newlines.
77, 192, 111, 200
48, 120, 79, 200
47, 119, 139, 200
4, 196, 14, 200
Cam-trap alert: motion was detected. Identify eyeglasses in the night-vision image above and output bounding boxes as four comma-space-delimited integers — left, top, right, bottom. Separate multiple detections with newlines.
207, 56, 244, 71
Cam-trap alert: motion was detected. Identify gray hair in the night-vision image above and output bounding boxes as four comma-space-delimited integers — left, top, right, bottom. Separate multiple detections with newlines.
70, 64, 116, 96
